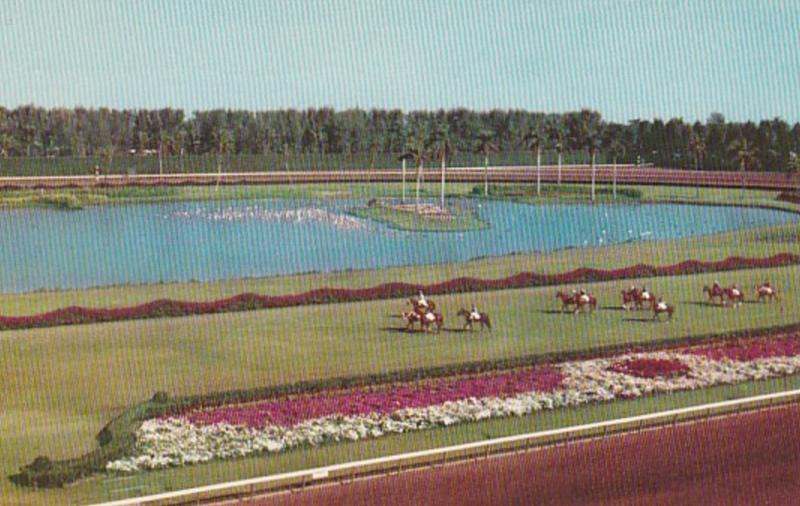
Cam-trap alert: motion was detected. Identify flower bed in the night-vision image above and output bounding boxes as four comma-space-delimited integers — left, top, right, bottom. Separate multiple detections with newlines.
2, 253, 798, 331
106, 332, 800, 473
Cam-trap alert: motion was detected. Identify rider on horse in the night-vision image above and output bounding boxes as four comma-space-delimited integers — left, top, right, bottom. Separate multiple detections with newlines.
417, 290, 429, 310
470, 304, 481, 321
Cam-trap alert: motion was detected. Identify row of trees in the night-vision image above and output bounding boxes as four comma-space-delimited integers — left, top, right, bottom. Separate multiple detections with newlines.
1, 106, 799, 181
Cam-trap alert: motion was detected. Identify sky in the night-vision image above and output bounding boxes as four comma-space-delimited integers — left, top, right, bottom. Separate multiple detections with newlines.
1, 0, 798, 123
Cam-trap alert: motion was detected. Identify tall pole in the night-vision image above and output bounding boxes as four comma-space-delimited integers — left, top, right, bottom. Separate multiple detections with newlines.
401, 158, 406, 203
484, 154, 489, 196
536, 146, 541, 196
440, 153, 446, 208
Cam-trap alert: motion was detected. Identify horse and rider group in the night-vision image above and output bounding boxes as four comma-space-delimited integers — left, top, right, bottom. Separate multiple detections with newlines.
402, 291, 491, 333
556, 280, 780, 321
400, 280, 780, 332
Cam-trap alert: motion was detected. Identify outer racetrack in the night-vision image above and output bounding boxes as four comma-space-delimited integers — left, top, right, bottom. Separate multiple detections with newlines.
253, 403, 800, 506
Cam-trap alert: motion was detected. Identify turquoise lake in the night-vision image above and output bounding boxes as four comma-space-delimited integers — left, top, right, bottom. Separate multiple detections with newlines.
0, 199, 796, 293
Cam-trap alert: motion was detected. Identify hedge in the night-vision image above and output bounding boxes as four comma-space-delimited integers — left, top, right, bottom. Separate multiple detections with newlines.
2, 253, 799, 331
10, 320, 800, 488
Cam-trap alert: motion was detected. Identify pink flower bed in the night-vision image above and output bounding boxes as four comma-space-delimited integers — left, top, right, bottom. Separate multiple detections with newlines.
2, 253, 798, 331
607, 358, 690, 379
183, 367, 564, 428
684, 334, 800, 362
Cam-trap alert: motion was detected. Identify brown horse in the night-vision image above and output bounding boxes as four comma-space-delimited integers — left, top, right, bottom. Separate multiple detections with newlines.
636, 289, 657, 310
722, 286, 744, 307
621, 287, 639, 310
457, 308, 492, 332
418, 310, 444, 333
556, 291, 579, 313
755, 283, 780, 303
573, 293, 597, 315
653, 300, 674, 321
401, 310, 421, 331
703, 285, 725, 305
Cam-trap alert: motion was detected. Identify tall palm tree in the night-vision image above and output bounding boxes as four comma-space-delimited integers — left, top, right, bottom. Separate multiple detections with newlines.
789, 152, 800, 193
604, 126, 625, 200
474, 130, 499, 197
523, 125, 545, 196
546, 117, 567, 186
433, 126, 456, 209
688, 130, 707, 198
401, 132, 433, 210
582, 118, 604, 203
212, 128, 233, 191
728, 137, 758, 196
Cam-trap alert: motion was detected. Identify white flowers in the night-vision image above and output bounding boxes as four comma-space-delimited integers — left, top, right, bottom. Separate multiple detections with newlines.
107, 350, 800, 473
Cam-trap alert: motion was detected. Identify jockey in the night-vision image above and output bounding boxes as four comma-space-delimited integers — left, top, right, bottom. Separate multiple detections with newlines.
417, 291, 429, 309
656, 298, 668, 311
470, 305, 481, 321
763, 280, 771, 288
713, 280, 720, 289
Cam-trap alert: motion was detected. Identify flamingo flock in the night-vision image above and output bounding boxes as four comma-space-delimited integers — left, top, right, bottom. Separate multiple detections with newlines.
169, 206, 370, 231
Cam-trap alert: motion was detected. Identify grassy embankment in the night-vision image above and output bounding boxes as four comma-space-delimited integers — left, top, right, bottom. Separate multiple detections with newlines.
2, 264, 800, 504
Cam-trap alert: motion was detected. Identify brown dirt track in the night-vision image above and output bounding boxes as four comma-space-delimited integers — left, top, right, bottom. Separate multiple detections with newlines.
2, 167, 799, 190
254, 404, 800, 506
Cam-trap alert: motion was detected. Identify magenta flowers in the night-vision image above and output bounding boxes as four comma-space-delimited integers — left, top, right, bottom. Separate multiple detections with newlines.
608, 358, 690, 379
684, 333, 800, 362
183, 367, 564, 428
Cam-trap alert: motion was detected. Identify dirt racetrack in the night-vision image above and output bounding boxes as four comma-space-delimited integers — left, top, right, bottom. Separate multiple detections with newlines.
253, 403, 800, 506
2, 166, 799, 191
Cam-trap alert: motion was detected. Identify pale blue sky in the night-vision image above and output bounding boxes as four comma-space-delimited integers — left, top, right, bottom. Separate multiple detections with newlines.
1, 0, 798, 122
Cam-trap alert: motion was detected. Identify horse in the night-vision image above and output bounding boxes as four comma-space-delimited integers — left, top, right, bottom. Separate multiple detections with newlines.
702, 285, 725, 305
401, 310, 421, 331
653, 300, 674, 321
418, 310, 444, 333
556, 291, 579, 313
621, 287, 640, 310
457, 308, 492, 332
636, 289, 657, 310
722, 286, 744, 307
755, 283, 780, 303
573, 293, 597, 315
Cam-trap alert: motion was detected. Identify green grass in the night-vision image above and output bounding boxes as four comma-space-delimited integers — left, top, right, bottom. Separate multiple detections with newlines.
349, 204, 487, 232
2, 267, 799, 494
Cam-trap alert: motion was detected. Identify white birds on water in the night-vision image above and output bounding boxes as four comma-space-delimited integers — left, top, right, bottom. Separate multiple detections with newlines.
169, 206, 370, 231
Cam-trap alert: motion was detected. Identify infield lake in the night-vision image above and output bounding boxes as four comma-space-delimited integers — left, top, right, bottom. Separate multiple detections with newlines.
0, 199, 797, 293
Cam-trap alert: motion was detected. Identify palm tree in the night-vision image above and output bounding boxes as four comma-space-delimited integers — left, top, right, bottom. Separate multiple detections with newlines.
523, 124, 545, 196
603, 126, 625, 200
546, 117, 567, 186
212, 128, 233, 191
474, 130, 499, 197
582, 117, 604, 203
400, 132, 433, 210
98, 144, 115, 170
433, 126, 456, 209
158, 132, 173, 175
688, 130, 707, 198
0, 133, 17, 157
728, 137, 758, 196
789, 152, 800, 192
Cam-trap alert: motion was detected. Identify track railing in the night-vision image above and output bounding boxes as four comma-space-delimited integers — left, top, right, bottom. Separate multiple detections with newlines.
91, 388, 800, 506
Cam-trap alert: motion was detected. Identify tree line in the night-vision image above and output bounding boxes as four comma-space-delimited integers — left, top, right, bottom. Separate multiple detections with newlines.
1, 105, 800, 174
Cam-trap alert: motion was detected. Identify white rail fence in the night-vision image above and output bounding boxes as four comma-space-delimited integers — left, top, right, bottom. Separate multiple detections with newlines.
92, 388, 800, 506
